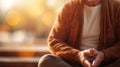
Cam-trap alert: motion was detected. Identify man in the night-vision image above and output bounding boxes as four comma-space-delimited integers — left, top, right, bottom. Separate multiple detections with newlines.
38, 0, 120, 67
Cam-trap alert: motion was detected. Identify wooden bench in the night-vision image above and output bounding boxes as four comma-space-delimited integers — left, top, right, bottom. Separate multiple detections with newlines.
0, 46, 50, 67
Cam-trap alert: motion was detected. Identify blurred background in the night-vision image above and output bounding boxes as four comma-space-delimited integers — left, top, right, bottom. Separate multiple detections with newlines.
0, 0, 120, 67
0, 0, 68, 47
0, 0, 68, 67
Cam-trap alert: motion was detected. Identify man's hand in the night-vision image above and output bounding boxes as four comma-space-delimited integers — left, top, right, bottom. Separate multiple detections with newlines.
78, 49, 104, 67
91, 49, 104, 67
78, 50, 92, 67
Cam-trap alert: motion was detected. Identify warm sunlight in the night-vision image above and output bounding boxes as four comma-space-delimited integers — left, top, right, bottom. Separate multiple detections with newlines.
6, 11, 21, 27
47, 0, 57, 7
1, 0, 18, 12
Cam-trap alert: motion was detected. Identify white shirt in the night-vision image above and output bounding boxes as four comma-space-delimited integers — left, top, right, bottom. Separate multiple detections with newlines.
80, 4, 101, 50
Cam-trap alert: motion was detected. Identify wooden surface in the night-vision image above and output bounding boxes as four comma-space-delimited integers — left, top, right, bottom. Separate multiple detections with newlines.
0, 46, 50, 67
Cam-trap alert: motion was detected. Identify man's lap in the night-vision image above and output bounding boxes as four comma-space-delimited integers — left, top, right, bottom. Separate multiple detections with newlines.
38, 54, 120, 67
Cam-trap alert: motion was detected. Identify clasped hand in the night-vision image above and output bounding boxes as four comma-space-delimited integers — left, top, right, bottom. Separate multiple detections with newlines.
78, 49, 104, 67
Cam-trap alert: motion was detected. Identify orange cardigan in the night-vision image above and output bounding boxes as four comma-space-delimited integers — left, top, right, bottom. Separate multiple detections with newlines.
48, 0, 120, 64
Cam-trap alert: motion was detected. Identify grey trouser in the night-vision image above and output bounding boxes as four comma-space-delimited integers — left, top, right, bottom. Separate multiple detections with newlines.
38, 54, 120, 67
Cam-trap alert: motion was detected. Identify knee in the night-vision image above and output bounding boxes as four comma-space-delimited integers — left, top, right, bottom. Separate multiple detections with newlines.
39, 54, 58, 61
38, 54, 58, 67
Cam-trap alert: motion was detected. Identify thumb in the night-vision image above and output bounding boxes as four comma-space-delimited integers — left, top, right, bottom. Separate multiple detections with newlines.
89, 48, 97, 56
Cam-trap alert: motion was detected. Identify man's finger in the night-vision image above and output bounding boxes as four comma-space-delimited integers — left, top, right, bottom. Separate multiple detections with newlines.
92, 53, 102, 67
84, 49, 92, 56
89, 48, 97, 56
84, 59, 92, 67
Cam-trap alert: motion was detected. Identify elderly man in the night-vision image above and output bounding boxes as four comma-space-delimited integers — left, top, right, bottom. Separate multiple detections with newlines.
38, 0, 120, 67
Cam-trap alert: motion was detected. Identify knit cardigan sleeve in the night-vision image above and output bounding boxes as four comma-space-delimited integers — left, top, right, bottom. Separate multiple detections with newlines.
102, 1, 120, 63
47, 1, 81, 63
